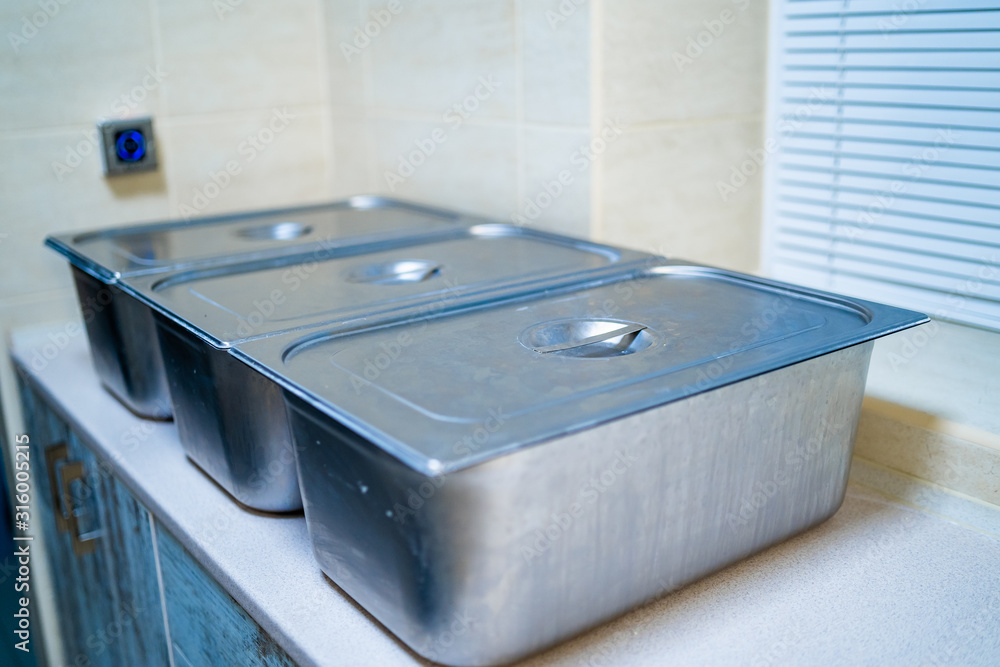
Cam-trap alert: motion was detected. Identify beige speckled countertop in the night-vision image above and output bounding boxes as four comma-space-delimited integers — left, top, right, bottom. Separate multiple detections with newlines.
11, 327, 1000, 666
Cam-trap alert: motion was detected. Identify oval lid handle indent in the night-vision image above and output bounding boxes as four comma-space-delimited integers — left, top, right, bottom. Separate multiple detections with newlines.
236, 221, 313, 241
532, 322, 648, 355
345, 259, 442, 285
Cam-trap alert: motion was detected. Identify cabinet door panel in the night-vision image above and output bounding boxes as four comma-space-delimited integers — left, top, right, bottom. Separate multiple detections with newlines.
20, 381, 117, 667
91, 463, 171, 666
20, 380, 170, 667
155, 525, 297, 667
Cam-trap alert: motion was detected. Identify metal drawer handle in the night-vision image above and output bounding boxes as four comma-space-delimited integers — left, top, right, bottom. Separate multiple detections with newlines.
59, 461, 100, 556
44, 442, 100, 556
44, 442, 71, 532
533, 323, 647, 354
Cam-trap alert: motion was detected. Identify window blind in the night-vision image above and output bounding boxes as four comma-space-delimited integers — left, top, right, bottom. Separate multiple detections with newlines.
763, 0, 1000, 331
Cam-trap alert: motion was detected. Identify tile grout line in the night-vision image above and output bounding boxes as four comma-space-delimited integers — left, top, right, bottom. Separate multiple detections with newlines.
314, 0, 337, 197
147, 0, 168, 118
623, 113, 765, 132
589, 0, 604, 241
343, 110, 589, 131
0, 109, 589, 140
158, 103, 329, 128
147, 0, 174, 215
514, 0, 526, 212
360, 0, 379, 191
149, 515, 177, 667
0, 106, 330, 140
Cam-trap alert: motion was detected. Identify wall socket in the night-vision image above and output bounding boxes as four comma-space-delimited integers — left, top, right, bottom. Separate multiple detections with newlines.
98, 117, 157, 176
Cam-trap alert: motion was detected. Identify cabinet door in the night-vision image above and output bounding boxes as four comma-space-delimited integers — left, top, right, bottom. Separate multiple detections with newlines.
154, 525, 297, 667
19, 380, 169, 667
88, 447, 170, 666
21, 380, 116, 667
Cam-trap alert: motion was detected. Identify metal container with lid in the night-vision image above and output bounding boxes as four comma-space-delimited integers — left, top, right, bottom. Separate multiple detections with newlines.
44, 196, 477, 418
128, 225, 654, 511
236, 262, 927, 665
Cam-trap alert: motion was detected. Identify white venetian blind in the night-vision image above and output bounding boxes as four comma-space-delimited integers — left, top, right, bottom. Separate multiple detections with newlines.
763, 0, 1000, 330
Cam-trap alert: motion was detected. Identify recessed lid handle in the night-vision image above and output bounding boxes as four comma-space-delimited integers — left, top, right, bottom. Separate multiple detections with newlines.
345, 259, 442, 285
532, 322, 648, 355
236, 221, 313, 241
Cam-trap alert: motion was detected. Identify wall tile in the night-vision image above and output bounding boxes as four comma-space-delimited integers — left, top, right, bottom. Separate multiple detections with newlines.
599, 118, 762, 271
330, 113, 374, 196
163, 107, 329, 220
517, 127, 591, 237
521, 0, 590, 127
156, 0, 323, 116
323, 0, 369, 113
368, 116, 518, 219
602, 0, 767, 125
0, 290, 81, 472
0, 1, 160, 131
366, 0, 517, 120
0, 130, 171, 300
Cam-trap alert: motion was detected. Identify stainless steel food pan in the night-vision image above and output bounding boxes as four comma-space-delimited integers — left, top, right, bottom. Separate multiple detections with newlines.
236, 263, 927, 665
70, 268, 172, 418
140, 225, 655, 512
44, 196, 476, 418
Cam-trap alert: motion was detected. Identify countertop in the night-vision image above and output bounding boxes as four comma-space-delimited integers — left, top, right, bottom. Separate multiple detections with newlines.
11, 327, 1000, 667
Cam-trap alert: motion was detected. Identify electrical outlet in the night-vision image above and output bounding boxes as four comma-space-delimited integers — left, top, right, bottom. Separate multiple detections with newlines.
98, 117, 157, 176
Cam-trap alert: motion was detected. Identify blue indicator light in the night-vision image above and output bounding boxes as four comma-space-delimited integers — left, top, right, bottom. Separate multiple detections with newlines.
115, 130, 146, 162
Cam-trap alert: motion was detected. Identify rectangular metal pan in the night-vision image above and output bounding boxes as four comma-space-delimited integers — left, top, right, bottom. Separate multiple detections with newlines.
130, 226, 655, 511
44, 196, 478, 418
235, 262, 928, 665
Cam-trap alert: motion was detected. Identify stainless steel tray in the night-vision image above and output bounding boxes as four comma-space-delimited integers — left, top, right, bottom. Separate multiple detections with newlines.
46, 195, 474, 280
44, 196, 476, 418
235, 263, 927, 665
135, 226, 656, 511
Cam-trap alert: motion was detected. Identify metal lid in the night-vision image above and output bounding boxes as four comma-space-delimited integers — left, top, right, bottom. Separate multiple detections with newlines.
236, 263, 928, 475
127, 224, 653, 346
45, 196, 472, 281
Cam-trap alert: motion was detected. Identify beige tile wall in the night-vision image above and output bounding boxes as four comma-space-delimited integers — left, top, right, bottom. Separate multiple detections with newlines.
594, 0, 767, 270
318, 0, 769, 262
322, 0, 594, 237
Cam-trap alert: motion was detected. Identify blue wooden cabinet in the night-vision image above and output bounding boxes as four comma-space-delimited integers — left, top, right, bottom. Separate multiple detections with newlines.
19, 379, 296, 667
156, 529, 296, 667
18, 381, 133, 667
